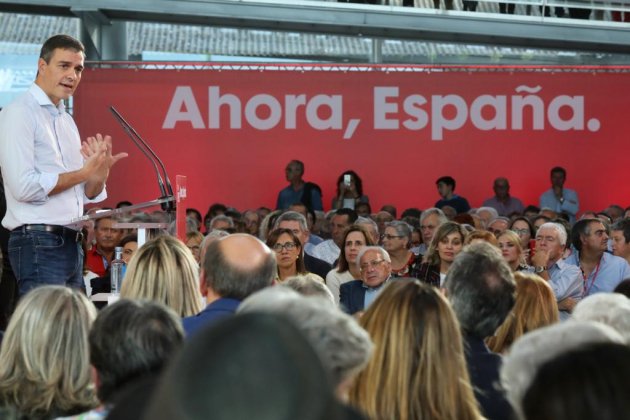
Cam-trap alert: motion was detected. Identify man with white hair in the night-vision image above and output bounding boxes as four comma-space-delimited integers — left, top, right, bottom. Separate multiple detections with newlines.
339, 246, 392, 314
418, 208, 447, 255
476, 207, 499, 228
531, 222, 582, 320
486, 217, 510, 238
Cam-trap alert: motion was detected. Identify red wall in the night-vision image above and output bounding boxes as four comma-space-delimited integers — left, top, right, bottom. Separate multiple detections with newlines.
73, 65, 630, 215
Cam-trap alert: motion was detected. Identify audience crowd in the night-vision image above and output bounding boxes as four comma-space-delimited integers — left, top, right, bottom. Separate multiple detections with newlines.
1, 163, 630, 420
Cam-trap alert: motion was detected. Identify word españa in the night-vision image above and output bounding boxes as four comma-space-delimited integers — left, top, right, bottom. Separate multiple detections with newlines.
162, 85, 600, 140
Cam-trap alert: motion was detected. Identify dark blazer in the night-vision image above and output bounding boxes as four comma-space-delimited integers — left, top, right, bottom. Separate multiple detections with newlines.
304, 253, 332, 279
339, 280, 366, 315
464, 334, 514, 420
182, 298, 241, 337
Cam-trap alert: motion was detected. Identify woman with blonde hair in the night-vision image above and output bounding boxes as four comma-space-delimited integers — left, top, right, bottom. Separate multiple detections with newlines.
349, 280, 483, 420
496, 230, 533, 272
121, 235, 203, 317
487, 272, 559, 354
0, 286, 98, 418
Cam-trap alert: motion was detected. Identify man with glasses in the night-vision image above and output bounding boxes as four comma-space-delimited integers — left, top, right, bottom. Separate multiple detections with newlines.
340, 246, 392, 314
531, 222, 582, 320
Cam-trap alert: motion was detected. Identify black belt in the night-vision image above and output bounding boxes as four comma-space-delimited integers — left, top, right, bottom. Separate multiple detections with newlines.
14, 224, 83, 242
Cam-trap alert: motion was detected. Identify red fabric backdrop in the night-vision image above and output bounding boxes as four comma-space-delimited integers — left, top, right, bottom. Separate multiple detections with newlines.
73, 65, 630, 215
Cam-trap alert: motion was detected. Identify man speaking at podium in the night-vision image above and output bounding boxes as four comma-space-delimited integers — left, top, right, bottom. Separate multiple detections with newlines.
0, 34, 127, 296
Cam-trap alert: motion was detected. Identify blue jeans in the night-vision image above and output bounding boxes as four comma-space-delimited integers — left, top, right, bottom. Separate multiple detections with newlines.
8, 229, 84, 296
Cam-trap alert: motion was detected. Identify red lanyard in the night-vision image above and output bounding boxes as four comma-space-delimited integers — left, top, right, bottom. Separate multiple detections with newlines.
581, 258, 601, 298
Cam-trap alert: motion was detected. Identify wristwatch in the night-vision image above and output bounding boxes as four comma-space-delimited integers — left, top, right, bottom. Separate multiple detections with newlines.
559, 197, 565, 204
534, 266, 547, 274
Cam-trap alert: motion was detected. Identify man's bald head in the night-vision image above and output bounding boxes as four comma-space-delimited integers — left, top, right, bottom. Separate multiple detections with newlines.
203, 234, 276, 300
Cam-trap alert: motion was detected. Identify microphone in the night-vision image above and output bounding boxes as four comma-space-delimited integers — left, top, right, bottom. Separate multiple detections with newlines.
109, 106, 175, 212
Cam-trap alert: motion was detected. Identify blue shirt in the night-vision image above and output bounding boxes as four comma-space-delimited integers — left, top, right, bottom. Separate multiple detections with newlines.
564, 252, 630, 296
539, 188, 579, 222
182, 297, 241, 337
276, 184, 323, 211
482, 196, 525, 217
547, 258, 582, 321
435, 195, 470, 214
0, 84, 106, 230
362, 279, 388, 310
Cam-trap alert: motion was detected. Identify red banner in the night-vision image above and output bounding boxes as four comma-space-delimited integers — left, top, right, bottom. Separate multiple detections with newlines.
74, 65, 630, 215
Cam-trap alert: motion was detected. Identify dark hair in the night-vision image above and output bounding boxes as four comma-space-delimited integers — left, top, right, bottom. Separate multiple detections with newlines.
509, 216, 535, 239
337, 225, 375, 273
401, 208, 422, 220
89, 299, 184, 402
119, 234, 138, 248
40, 34, 84, 63
523, 342, 630, 420
116, 201, 132, 208
444, 242, 516, 339
206, 203, 227, 219
436, 176, 456, 190
356, 202, 372, 215
523, 205, 541, 216
571, 218, 602, 253
613, 278, 630, 298
266, 228, 306, 274
335, 208, 358, 224
203, 238, 276, 300
335, 170, 363, 197
186, 208, 203, 225
550, 166, 567, 178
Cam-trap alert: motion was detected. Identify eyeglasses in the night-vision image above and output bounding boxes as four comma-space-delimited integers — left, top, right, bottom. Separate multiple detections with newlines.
360, 259, 385, 272
381, 234, 403, 240
511, 229, 530, 236
273, 242, 297, 252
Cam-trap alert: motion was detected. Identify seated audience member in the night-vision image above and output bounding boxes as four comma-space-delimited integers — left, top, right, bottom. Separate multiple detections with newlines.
143, 313, 358, 420
611, 218, 630, 264
482, 177, 525, 216
453, 212, 477, 230
283, 274, 335, 303
288, 202, 321, 243
311, 209, 358, 265
88, 299, 184, 418
120, 234, 138, 264
88, 233, 139, 296
120, 235, 203, 318
258, 209, 283, 241
465, 230, 499, 247
441, 205, 457, 220
208, 214, 234, 231
349, 280, 483, 420
417, 207, 447, 255
434, 176, 471, 214
242, 209, 261, 236
523, 205, 540, 220
475, 206, 499, 229
487, 217, 510, 237
86, 216, 124, 277
186, 208, 203, 230
183, 234, 276, 336
355, 202, 371, 218
500, 321, 624, 420
274, 211, 332, 278
326, 225, 374, 305
571, 293, 630, 344
331, 170, 369, 210
340, 246, 392, 315
416, 222, 467, 287
373, 211, 394, 238
532, 214, 551, 231
487, 272, 559, 353
239, 287, 373, 401
354, 216, 379, 245
497, 230, 532, 272
565, 218, 630, 296
509, 216, 536, 264
185, 231, 204, 263
379, 205, 397, 219
381, 221, 421, 278
444, 242, 516, 420
522, 343, 630, 420
532, 222, 583, 320
266, 228, 309, 282
604, 204, 624, 222
0, 286, 97, 418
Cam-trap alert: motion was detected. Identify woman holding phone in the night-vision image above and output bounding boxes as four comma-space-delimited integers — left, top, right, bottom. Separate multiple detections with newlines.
331, 170, 369, 210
